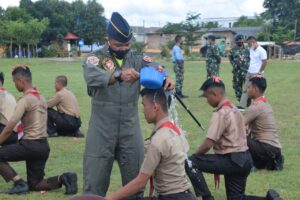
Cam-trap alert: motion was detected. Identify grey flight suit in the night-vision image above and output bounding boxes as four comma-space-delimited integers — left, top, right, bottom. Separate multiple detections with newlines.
82, 46, 156, 198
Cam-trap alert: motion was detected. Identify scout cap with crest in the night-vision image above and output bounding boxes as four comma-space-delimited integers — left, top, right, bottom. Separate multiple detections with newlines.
106, 12, 133, 43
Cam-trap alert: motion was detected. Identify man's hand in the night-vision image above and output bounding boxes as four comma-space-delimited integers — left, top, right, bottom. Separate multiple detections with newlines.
164, 77, 175, 90
121, 68, 140, 83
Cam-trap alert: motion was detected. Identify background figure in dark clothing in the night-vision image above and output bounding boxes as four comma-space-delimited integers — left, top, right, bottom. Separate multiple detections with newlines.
47, 75, 83, 137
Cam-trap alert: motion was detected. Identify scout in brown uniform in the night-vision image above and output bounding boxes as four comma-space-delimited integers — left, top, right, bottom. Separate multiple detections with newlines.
185, 77, 282, 200
47, 75, 83, 137
104, 88, 195, 200
244, 76, 283, 170
0, 66, 77, 195
0, 72, 23, 145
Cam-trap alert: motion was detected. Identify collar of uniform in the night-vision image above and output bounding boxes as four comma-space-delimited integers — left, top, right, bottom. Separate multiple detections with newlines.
154, 116, 170, 131
214, 98, 229, 112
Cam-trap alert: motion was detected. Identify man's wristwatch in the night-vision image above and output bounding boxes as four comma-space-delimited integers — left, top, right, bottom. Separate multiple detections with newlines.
113, 69, 123, 82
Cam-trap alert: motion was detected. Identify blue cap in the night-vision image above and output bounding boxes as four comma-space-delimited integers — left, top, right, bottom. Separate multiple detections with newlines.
106, 12, 132, 43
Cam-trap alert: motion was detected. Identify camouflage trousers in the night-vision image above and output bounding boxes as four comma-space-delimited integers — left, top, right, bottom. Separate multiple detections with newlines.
173, 61, 184, 93
232, 68, 247, 101
206, 63, 220, 79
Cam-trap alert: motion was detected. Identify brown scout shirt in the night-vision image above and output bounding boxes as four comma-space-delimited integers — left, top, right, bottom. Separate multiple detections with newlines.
140, 117, 191, 195
206, 99, 248, 154
47, 87, 80, 118
9, 90, 48, 140
244, 97, 281, 149
0, 89, 16, 126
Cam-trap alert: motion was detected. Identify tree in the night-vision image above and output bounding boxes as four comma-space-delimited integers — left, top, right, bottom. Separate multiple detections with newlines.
201, 21, 220, 28
233, 15, 264, 27
81, 0, 106, 50
4, 7, 33, 22
263, 0, 300, 41
25, 18, 49, 57
182, 12, 202, 53
158, 22, 184, 33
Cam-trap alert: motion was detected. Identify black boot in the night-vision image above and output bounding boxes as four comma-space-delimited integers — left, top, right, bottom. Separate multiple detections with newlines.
60, 172, 78, 195
73, 130, 84, 138
274, 154, 284, 171
266, 189, 282, 200
3, 179, 29, 194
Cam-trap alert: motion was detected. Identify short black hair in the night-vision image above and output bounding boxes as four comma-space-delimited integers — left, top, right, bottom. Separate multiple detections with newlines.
12, 65, 32, 83
249, 76, 267, 93
56, 75, 68, 86
175, 35, 182, 42
0, 72, 4, 85
200, 77, 225, 93
247, 36, 257, 41
140, 88, 168, 113
207, 35, 216, 41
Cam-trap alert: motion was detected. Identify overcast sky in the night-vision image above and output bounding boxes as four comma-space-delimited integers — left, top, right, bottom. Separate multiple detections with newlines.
0, 0, 265, 27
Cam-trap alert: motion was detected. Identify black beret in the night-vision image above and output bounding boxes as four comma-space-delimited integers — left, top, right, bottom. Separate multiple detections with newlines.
106, 12, 132, 43
235, 34, 244, 42
207, 35, 216, 40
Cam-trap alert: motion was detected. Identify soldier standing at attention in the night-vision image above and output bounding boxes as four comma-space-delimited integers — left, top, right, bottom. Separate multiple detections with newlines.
82, 12, 174, 197
228, 35, 250, 101
205, 35, 221, 78
172, 35, 187, 98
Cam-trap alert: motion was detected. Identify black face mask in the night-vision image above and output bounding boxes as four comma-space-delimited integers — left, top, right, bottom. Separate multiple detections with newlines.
237, 42, 243, 47
108, 46, 129, 59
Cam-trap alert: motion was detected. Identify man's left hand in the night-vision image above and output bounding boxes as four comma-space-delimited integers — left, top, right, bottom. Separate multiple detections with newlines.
164, 77, 175, 90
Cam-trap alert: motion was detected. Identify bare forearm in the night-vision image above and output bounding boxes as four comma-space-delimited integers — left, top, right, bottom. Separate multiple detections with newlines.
0, 121, 16, 144
195, 138, 215, 156
260, 60, 267, 72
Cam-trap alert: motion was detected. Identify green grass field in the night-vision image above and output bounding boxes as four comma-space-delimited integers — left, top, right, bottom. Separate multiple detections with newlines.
0, 58, 299, 200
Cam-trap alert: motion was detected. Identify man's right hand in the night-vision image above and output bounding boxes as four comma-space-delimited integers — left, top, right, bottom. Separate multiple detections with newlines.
121, 68, 140, 83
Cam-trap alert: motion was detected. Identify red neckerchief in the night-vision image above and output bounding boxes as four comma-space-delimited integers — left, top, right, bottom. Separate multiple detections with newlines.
221, 100, 233, 109
213, 100, 233, 189
255, 96, 267, 102
25, 87, 40, 100
0, 88, 6, 91
149, 121, 181, 196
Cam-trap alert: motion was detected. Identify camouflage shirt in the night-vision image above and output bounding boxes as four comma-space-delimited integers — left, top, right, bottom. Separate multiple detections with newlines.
206, 43, 221, 65
229, 45, 250, 72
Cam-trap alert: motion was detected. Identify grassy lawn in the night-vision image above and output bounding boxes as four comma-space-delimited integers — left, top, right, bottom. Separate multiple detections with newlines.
0, 58, 299, 200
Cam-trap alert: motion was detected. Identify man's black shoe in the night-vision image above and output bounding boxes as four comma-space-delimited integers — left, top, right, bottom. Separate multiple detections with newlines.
60, 172, 78, 195
266, 189, 282, 200
74, 130, 84, 138
3, 179, 29, 194
48, 132, 58, 137
274, 154, 284, 171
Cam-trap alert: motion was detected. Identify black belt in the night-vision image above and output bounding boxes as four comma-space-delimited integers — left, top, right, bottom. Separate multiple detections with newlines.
159, 189, 191, 197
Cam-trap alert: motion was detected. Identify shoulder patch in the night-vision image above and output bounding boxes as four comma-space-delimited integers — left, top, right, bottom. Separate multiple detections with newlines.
86, 56, 99, 66
102, 57, 116, 71
143, 56, 153, 63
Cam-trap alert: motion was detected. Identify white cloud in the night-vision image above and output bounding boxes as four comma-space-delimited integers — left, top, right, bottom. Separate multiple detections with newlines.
0, 0, 265, 26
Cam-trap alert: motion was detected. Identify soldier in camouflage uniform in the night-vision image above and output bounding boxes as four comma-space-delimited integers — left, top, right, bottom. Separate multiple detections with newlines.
205, 35, 221, 78
82, 12, 174, 198
229, 35, 250, 101
172, 35, 187, 98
